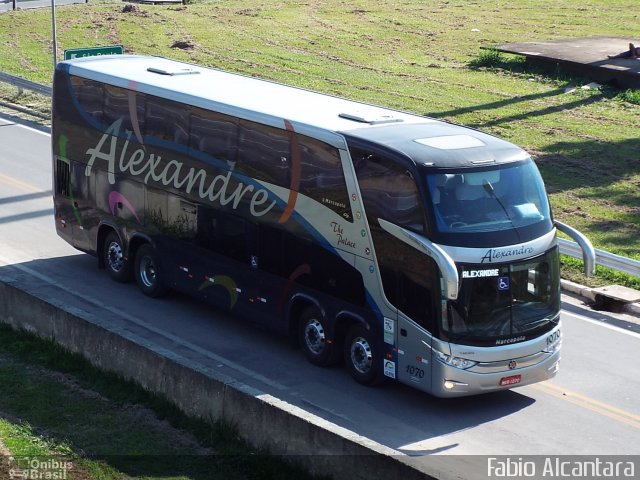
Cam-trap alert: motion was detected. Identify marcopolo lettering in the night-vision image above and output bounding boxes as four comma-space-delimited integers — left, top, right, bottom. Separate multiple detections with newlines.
495, 336, 525, 345
462, 269, 499, 279
84, 119, 277, 217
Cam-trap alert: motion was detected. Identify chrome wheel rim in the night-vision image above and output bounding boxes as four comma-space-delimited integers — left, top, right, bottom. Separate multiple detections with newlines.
106, 241, 124, 272
350, 336, 372, 374
304, 319, 326, 355
139, 256, 157, 288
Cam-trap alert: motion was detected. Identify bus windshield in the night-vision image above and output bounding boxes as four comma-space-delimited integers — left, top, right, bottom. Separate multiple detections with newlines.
443, 248, 560, 345
426, 160, 551, 236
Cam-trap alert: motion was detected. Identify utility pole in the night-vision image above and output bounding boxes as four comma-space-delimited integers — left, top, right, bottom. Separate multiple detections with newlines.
51, 0, 58, 69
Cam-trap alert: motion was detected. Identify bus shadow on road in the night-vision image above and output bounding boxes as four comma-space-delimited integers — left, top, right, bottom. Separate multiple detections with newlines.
358, 379, 536, 455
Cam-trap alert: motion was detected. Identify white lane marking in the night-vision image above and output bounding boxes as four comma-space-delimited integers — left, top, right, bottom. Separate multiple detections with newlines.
0, 255, 288, 392
0, 116, 50, 136
563, 309, 640, 339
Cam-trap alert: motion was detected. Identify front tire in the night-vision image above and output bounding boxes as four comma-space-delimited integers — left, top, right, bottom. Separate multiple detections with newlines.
344, 325, 384, 386
103, 231, 132, 282
298, 306, 339, 367
135, 244, 169, 298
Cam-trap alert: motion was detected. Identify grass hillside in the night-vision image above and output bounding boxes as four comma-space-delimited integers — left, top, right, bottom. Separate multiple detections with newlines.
0, 0, 638, 286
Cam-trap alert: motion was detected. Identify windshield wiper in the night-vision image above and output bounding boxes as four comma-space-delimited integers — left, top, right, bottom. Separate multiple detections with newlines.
483, 181, 521, 242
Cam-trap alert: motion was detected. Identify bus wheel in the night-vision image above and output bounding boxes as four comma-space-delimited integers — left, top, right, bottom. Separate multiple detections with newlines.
103, 232, 132, 282
298, 306, 337, 367
344, 325, 383, 386
135, 244, 169, 298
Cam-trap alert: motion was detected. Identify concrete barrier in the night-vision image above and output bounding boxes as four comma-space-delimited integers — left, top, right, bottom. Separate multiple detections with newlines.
0, 274, 435, 480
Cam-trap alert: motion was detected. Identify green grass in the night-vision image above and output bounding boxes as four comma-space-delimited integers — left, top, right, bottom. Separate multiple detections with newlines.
0, 323, 323, 480
615, 88, 640, 105
0, 0, 638, 286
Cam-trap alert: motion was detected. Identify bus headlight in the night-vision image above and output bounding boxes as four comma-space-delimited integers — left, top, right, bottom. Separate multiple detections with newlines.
433, 349, 477, 370
543, 339, 561, 354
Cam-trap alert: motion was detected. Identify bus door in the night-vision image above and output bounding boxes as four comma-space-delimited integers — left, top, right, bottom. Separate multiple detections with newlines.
395, 267, 437, 390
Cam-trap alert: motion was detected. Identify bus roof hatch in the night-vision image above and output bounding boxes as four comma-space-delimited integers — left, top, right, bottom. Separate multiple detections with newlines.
338, 111, 403, 125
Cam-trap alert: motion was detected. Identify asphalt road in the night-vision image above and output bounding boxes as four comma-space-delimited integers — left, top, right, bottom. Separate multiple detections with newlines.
1, 116, 639, 471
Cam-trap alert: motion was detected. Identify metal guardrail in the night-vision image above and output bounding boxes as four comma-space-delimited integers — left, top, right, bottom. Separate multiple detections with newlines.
558, 238, 640, 277
0, 71, 52, 96
0, 71, 638, 279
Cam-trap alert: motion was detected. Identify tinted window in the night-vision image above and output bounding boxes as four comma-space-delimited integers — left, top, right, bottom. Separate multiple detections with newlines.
194, 207, 257, 264
426, 160, 551, 234
145, 97, 189, 146
103, 84, 132, 131
298, 135, 352, 221
352, 148, 425, 233
71, 76, 104, 122
190, 108, 238, 162
352, 148, 434, 329
282, 233, 365, 306
371, 230, 437, 331
237, 120, 290, 187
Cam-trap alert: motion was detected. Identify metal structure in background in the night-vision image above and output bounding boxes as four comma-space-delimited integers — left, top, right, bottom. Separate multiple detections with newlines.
0, 72, 638, 280
558, 238, 640, 278
0, 72, 52, 96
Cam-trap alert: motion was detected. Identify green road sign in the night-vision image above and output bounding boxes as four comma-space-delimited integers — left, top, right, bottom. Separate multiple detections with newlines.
64, 45, 124, 61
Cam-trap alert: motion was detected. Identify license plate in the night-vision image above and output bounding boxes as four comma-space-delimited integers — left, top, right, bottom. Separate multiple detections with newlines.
499, 374, 522, 387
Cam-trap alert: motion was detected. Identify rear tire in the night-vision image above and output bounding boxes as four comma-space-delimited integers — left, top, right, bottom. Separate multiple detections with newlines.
134, 244, 169, 298
103, 231, 132, 282
344, 325, 384, 386
298, 306, 339, 367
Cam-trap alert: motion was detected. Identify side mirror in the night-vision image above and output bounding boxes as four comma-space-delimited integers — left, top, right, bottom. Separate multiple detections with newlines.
555, 221, 596, 277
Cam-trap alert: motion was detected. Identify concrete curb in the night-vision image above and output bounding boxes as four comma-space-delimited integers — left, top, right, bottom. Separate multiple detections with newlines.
561, 279, 640, 317
0, 277, 435, 480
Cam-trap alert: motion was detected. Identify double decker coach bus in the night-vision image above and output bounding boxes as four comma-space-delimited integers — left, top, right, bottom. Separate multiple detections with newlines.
51, 55, 595, 397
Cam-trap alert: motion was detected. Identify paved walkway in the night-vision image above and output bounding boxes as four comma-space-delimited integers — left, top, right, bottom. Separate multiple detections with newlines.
497, 36, 640, 89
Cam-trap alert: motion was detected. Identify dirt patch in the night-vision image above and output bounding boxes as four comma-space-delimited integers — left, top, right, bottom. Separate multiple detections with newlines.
171, 40, 195, 50
0, 437, 13, 480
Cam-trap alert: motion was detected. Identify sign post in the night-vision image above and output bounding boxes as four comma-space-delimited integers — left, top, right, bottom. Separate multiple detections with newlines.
51, 0, 57, 68
63, 45, 125, 61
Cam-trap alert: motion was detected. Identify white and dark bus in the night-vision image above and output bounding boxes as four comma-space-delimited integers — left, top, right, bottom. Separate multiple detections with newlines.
51, 55, 595, 397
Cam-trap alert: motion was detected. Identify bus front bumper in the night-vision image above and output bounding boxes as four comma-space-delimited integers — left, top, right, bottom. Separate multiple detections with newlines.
430, 348, 561, 398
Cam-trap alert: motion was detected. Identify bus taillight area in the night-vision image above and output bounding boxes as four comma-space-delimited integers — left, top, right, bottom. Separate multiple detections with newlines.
430, 323, 562, 397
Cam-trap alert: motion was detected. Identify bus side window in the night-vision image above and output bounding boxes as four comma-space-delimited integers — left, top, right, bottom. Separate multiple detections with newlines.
103, 85, 133, 133
353, 148, 435, 330
145, 96, 189, 147
70, 76, 104, 123
298, 135, 352, 221
236, 120, 290, 187
189, 108, 238, 163
196, 207, 257, 265
218, 214, 258, 264
352, 148, 425, 233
